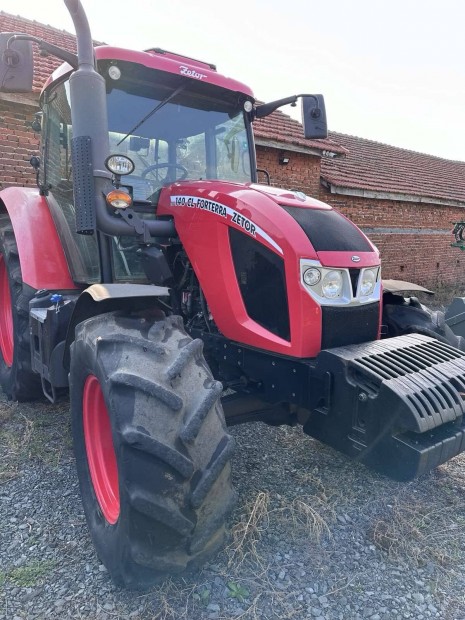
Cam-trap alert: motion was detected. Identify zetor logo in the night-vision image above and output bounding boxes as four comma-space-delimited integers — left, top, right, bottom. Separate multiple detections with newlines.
179, 65, 207, 80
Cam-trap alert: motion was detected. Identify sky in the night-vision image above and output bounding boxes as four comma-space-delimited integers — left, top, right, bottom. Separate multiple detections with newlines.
1, 0, 465, 161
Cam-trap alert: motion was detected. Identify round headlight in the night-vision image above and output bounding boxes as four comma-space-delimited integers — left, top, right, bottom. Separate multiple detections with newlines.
360, 269, 377, 296
322, 270, 343, 299
105, 155, 135, 176
303, 267, 321, 286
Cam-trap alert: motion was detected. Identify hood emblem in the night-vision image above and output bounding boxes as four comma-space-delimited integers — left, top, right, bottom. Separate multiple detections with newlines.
351, 255, 361, 263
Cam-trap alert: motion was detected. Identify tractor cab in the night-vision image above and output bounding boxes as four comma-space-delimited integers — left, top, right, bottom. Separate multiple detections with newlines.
38, 48, 257, 284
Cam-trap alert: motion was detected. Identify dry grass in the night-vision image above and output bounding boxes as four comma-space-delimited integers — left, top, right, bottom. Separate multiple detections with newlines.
280, 495, 332, 541
227, 490, 270, 569
0, 399, 72, 481
227, 481, 333, 570
370, 497, 465, 568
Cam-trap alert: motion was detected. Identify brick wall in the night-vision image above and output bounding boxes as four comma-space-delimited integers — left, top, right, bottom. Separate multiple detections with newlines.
319, 185, 465, 289
256, 146, 321, 197
0, 99, 39, 190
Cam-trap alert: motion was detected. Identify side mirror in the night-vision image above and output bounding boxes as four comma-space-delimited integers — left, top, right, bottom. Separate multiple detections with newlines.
0, 33, 33, 93
302, 95, 327, 139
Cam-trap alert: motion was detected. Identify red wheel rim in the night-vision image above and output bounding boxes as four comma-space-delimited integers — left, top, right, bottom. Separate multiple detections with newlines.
0, 255, 13, 367
83, 374, 120, 524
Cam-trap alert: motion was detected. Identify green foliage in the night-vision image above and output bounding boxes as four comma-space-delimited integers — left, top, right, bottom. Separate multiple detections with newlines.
6, 560, 55, 587
192, 587, 210, 606
227, 581, 249, 602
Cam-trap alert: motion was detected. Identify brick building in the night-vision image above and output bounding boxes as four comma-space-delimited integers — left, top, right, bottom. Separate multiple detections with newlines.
1, 11, 465, 290
320, 133, 465, 289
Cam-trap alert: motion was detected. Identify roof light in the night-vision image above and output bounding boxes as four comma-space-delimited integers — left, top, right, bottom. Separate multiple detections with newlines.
105, 155, 135, 176
108, 65, 121, 80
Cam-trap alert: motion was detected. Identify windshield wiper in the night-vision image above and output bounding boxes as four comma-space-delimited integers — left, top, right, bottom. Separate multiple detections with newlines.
117, 81, 187, 146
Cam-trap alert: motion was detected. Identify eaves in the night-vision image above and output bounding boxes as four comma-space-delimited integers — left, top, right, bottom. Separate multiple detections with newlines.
255, 138, 332, 158
0, 91, 40, 108
321, 179, 465, 208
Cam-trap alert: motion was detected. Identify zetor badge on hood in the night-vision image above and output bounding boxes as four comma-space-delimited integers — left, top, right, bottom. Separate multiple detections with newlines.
158, 181, 380, 358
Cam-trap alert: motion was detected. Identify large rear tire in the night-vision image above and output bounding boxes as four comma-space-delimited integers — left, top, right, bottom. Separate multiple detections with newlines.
0, 216, 42, 401
70, 311, 236, 588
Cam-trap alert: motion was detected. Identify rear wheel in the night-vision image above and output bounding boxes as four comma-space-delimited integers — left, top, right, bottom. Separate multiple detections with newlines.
70, 311, 236, 588
0, 216, 42, 400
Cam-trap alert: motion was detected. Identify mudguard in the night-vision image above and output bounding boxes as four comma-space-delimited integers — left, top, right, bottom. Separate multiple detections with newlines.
0, 187, 76, 290
62, 283, 170, 370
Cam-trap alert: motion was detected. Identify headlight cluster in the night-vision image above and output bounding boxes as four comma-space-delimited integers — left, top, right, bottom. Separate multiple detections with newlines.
301, 262, 380, 304
360, 269, 377, 297
321, 270, 343, 299
303, 267, 345, 299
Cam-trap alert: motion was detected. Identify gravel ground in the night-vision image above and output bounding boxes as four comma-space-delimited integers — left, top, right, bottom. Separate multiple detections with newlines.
1, 393, 465, 619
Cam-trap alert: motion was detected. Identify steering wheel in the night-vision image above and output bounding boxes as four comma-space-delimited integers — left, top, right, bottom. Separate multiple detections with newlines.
141, 162, 188, 181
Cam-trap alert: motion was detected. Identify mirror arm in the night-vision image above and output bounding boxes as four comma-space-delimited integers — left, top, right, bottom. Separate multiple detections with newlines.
254, 95, 298, 119
7, 34, 78, 69
254, 93, 322, 120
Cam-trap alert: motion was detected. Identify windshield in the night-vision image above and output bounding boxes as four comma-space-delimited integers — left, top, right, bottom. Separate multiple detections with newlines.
102, 61, 252, 201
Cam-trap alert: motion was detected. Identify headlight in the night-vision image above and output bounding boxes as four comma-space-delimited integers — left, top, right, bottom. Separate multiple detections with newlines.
360, 269, 377, 296
321, 270, 343, 299
303, 267, 321, 286
104, 154, 135, 176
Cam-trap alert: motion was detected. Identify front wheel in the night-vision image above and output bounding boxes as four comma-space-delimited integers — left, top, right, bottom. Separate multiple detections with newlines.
70, 312, 236, 588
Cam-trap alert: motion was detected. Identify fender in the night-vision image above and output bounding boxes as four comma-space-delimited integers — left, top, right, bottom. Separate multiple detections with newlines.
62, 283, 170, 370
0, 187, 76, 290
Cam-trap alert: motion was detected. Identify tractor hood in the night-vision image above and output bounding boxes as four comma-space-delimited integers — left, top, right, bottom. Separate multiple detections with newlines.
249, 183, 332, 210
157, 179, 380, 358
158, 180, 378, 269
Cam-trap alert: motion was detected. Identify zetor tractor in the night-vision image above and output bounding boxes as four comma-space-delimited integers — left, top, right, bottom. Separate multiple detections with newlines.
2, 0, 465, 588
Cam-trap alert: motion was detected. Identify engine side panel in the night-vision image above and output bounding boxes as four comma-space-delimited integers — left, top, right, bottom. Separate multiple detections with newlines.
0, 187, 77, 290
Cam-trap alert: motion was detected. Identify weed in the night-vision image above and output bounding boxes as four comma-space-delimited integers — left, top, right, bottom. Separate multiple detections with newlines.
192, 586, 210, 606
227, 581, 250, 602
7, 560, 55, 587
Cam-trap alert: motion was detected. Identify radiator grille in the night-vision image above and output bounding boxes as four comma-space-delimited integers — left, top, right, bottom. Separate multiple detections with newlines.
321, 303, 379, 349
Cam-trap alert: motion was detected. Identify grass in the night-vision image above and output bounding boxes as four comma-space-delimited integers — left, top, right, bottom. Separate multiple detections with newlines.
227, 490, 270, 569
0, 398, 72, 481
368, 472, 465, 579
2, 560, 56, 587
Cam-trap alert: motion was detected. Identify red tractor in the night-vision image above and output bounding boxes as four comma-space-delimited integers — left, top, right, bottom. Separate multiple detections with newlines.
1, 0, 465, 588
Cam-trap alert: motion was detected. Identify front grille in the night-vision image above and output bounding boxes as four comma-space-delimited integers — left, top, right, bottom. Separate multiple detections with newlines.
321, 302, 379, 349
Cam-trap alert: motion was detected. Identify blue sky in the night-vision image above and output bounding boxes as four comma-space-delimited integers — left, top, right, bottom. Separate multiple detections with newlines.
2, 0, 464, 161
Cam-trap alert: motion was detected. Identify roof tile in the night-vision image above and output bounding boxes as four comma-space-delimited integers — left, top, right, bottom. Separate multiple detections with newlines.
322, 132, 465, 204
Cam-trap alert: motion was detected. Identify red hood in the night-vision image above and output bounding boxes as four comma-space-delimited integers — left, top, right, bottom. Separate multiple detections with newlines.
249, 184, 332, 210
